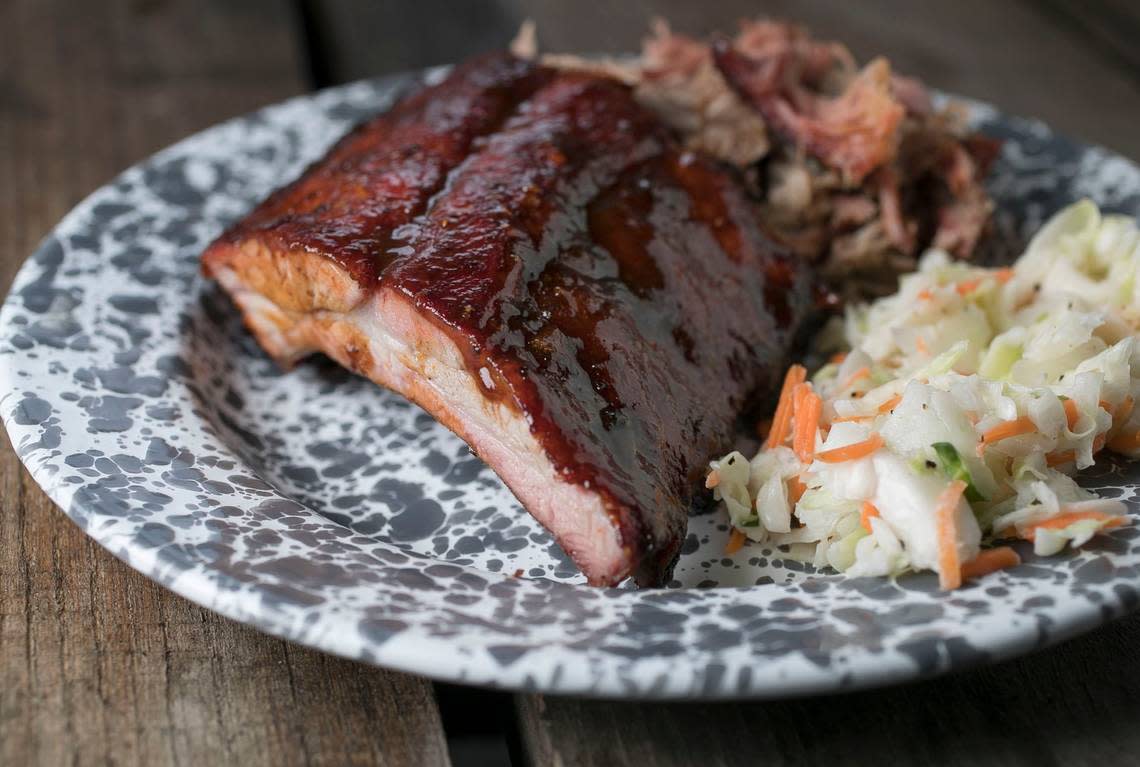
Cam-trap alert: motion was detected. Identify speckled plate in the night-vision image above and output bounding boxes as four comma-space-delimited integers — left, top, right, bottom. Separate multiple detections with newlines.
3, 68, 1140, 700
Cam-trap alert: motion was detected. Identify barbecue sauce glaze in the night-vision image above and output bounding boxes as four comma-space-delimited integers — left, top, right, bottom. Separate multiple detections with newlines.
215, 53, 811, 585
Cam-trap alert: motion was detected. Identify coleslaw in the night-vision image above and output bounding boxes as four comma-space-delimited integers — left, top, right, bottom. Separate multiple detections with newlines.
708, 200, 1139, 588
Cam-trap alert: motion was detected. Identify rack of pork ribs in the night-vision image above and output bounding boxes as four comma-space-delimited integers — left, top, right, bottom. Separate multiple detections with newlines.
202, 52, 812, 587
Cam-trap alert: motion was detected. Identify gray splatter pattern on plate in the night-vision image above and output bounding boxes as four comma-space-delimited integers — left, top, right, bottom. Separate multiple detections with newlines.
2, 68, 1140, 699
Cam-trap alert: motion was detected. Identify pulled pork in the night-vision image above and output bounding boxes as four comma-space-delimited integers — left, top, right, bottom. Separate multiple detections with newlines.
519, 19, 1000, 298
713, 22, 902, 185
705, 20, 1000, 297
636, 20, 771, 167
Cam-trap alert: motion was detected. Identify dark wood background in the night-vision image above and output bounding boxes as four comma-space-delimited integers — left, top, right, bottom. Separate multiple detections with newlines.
2, 1, 1139, 765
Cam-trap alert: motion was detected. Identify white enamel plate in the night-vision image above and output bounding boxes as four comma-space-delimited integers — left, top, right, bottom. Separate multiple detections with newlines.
3, 69, 1140, 699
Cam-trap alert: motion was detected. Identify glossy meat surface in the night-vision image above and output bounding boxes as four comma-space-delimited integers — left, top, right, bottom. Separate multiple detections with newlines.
215, 52, 550, 285
204, 54, 813, 586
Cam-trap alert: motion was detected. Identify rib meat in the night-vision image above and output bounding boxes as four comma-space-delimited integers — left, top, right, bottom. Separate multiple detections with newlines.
202, 52, 812, 586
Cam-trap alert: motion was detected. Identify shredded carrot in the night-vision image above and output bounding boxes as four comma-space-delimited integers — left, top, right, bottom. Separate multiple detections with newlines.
1033, 510, 1124, 531
766, 365, 807, 449
1022, 510, 1126, 541
1116, 395, 1135, 425
1064, 399, 1081, 430
831, 413, 874, 423
877, 394, 902, 414
793, 385, 823, 463
830, 351, 848, 365
917, 288, 933, 301
915, 336, 929, 356
792, 382, 810, 420
1108, 430, 1140, 452
994, 268, 1015, 284
840, 366, 871, 390
1045, 449, 1075, 467
860, 500, 880, 532
960, 547, 1020, 580
705, 470, 720, 489
980, 416, 1036, 447
788, 475, 807, 504
956, 278, 983, 296
1098, 397, 1137, 433
1046, 435, 1104, 466
814, 433, 885, 463
935, 479, 967, 590
725, 528, 747, 554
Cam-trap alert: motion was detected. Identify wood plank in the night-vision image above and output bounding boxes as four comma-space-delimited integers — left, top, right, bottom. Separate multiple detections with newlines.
1038, 0, 1140, 76
0, 1, 450, 765
306, 0, 1140, 157
517, 612, 1140, 767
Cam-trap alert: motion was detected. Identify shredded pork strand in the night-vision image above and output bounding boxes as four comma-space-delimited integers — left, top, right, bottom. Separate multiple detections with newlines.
636, 20, 771, 166
518, 17, 1000, 299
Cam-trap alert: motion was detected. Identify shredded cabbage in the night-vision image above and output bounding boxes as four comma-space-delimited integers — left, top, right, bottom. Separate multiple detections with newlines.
707, 201, 1137, 588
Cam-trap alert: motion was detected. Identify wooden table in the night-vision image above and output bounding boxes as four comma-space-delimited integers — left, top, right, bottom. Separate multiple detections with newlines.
3, 1, 1139, 764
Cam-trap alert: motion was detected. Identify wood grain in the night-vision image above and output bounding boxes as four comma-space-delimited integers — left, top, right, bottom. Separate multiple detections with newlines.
6, 2, 1140, 765
1040, 0, 1140, 76
0, 1, 450, 765
306, 0, 1140, 158
517, 612, 1140, 767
